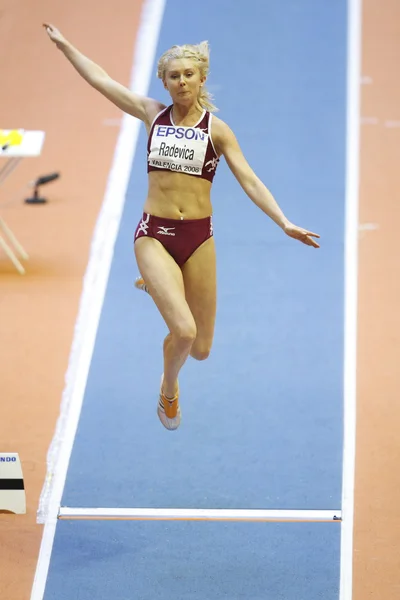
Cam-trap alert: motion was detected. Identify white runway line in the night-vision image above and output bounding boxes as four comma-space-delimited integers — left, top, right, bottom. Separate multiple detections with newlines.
30, 1, 166, 599
340, 0, 363, 598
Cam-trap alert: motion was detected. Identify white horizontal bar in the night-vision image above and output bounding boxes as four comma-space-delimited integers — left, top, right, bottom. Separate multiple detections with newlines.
58, 507, 342, 522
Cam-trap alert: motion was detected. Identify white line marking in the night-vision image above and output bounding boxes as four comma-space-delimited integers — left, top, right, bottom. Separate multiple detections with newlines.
360, 75, 373, 84
358, 222, 378, 231
360, 116, 378, 125
340, 0, 362, 598
30, 1, 166, 599
102, 118, 122, 126
58, 507, 342, 522
385, 120, 400, 128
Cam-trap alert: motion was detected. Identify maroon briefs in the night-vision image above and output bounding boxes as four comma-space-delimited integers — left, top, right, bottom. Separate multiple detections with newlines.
134, 213, 213, 267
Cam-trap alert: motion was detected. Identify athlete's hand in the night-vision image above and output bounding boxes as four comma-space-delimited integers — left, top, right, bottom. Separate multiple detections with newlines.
283, 222, 320, 248
42, 23, 67, 48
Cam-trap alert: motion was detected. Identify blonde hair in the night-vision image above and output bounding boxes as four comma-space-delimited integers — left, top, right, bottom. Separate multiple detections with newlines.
157, 41, 218, 112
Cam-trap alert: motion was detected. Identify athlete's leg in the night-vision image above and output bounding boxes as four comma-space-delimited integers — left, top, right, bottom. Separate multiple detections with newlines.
181, 236, 217, 361
134, 236, 196, 398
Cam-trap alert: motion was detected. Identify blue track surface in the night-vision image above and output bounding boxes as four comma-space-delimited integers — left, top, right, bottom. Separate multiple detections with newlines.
43, 0, 348, 597
45, 521, 340, 600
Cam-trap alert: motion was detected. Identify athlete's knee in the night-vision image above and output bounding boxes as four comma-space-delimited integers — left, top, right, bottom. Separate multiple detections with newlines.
190, 343, 212, 361
172, 322, 197, 348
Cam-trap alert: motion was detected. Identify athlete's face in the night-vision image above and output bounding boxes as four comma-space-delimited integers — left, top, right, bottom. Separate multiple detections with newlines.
164, 59, 205, 103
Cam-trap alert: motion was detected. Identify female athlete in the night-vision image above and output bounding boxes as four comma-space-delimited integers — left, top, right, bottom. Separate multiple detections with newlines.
44, 24, 320, 431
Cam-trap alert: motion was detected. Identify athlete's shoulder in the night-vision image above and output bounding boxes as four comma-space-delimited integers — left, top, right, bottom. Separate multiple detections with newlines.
210, 115, 235, 136
209, 115, 237, 154
145, 101, 169, 129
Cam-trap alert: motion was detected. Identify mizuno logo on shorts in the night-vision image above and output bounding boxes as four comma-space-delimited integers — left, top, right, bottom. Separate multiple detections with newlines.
157, 226, 176, 236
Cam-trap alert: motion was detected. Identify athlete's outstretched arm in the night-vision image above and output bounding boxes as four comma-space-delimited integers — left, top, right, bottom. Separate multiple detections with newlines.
215, 119, 320, 248
43, 23, 164, 125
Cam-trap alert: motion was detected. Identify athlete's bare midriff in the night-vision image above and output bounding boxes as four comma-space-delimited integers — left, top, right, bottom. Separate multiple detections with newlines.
144, 170, 213, 220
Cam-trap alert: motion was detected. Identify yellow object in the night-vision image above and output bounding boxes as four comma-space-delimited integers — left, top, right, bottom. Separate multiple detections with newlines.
0, 129, 24, 147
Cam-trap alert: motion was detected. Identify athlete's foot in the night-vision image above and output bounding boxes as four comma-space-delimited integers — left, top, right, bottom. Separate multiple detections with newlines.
157, 374, 181, 430
134, 277, 149, 294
